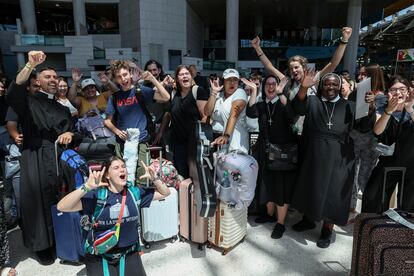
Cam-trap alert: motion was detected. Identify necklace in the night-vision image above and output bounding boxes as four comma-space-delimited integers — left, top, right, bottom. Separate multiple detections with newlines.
323, 101, 336, 130
266, 102, 277, 125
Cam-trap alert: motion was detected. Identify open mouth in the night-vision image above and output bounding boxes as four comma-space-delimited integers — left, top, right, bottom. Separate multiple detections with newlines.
182, 79, 190, 85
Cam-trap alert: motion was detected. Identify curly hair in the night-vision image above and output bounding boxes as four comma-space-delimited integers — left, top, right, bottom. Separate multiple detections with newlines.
110, 60, 131, 77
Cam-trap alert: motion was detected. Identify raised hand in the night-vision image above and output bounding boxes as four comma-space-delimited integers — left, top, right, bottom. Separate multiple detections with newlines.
405, 88, 414, 111
139, 160, 156, 181
85, 167, 108, 190
131, 67, 142, 84
28, 51, 46, 67
251, 36, 261, 49
98, 72, 109, 84
210, 79, 223, 94
386, 93, 399, 114
276, 77, 289, 95
71, 68, 83, 83
240, 78, 257, 94
342, 27, 352, 42
141, 71, 155, 83
301, 69, 317, 89
161, 75, 175, 87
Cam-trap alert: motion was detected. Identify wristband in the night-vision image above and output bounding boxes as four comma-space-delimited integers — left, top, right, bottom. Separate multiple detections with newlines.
384, 109, 393, 116
223, 133, 231, 138
339, 37, 348, 44
25, 63, 35, 71
258, 53, 264, 58
407, 109, 414, 115
80, 184, 91, 193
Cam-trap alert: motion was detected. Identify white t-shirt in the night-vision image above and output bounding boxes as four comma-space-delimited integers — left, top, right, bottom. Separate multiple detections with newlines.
57, 98, 78, 115
211, 88, 249, 153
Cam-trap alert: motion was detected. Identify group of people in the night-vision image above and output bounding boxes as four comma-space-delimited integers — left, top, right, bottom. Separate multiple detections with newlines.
0, 24, 413, 275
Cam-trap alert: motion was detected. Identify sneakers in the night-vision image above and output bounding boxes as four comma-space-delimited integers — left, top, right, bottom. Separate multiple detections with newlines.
316, 227, 333, 249
254, 214, 276, 224
271, 223, 285, 239
292, 217, 316, 232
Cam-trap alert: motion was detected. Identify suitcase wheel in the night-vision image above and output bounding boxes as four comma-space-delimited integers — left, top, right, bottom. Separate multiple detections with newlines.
170, 236, 178, 243
179, 236, 185, 242
206, 243, 212, 249
197, 244, 204, 251
144, 243, 150, 249
222, 249, 229, 256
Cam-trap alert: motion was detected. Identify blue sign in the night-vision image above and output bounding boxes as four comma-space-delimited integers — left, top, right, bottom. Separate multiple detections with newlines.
286, 46, 366, 59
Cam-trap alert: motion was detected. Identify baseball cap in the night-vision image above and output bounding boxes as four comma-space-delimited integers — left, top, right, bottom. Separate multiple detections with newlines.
81, 78, 97, 90
222, 68, 240, 80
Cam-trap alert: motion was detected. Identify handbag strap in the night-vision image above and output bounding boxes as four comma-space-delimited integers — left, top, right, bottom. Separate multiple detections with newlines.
117, 189, 127, 226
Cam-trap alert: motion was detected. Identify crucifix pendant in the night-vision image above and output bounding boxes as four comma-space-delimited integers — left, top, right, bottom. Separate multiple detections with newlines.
268, 118, 273, 125
327, 121, 333, 130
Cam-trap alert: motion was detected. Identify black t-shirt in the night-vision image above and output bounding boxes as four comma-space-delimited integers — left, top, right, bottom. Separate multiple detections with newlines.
170, 86, 208, 143
5, 107, 19, 122
0, 95, 8, 126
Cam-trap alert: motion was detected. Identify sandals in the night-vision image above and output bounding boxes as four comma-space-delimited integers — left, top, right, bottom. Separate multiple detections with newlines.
0, 267, 17, 276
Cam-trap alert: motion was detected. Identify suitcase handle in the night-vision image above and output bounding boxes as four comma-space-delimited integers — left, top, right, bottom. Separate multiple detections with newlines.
384, 209, 414, 230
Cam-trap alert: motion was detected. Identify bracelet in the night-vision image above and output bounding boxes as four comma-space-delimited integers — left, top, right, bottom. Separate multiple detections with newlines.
258, 53, 264, 58
25, 63, 35, 71
223, 133, 231, 138
339, 37, 348, 44
384, 109, 393, 116
407, 109, 414, 115
80, 184, 91, 193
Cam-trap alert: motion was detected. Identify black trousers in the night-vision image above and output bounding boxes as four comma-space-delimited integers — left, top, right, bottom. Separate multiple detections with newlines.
84, 252, 146, 276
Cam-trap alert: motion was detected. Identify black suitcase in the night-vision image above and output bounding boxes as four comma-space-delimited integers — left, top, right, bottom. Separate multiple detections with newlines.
188, 121, 217, 218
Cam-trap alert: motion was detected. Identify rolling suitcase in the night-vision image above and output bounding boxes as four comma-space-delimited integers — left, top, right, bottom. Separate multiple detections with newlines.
188, 121, 217, 217
141, 146, 179, 249
207, 200, 247, 255
351, 167, 414, 276
179, 178, 208, 250
51, 205, 84, 263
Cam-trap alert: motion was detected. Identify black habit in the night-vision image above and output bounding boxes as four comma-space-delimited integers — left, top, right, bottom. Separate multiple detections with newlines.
291, 95, 356, 226
6, 81, 73, 251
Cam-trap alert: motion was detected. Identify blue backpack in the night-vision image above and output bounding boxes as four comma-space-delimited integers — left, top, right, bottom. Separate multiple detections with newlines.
60, 149, 89, 191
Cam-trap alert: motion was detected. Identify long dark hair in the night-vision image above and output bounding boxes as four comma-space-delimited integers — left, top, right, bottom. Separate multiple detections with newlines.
144, 59, 164, 79
174, 65, 193, 93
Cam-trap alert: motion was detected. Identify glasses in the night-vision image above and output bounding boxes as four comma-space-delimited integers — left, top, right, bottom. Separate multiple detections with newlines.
265, 83, 277, 87
178, 72, 190, 77
389, 87, 408, 93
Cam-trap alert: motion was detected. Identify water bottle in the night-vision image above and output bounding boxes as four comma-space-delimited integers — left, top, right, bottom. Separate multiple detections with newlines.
221, 171, 231, 188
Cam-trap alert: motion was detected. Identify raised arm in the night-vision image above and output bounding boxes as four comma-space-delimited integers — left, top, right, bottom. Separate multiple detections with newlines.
142, 71, 170, 103
373, 93, 398, 135
251, 36, 285, 80
318, 27, 352, 77
98, 71, 118, 94
204, 79, 222, 116
68, 68, 82, 108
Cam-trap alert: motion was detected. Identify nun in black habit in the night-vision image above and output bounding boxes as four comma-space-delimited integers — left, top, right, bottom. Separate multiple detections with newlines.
6, 51, 75, 264
291, 70, 375, 248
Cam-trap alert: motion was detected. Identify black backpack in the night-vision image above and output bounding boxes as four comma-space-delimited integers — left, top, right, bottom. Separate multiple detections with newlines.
111, 86, 155, 143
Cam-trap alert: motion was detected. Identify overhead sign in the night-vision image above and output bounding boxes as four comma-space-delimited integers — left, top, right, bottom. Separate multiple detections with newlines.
286, 46, 366, 60
397, 48, 414, 62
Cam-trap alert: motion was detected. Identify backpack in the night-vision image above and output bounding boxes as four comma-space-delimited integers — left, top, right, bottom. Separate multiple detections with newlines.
84, 183, 142, 255
60, 149, 89, 192
112, 86, 155, 143
76, 110, 114, 140
149, 158, 180, 189
171, 85, 198, 101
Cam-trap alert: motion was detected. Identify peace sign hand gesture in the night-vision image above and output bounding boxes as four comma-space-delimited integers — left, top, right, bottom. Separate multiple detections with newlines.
85, 167, 108, 190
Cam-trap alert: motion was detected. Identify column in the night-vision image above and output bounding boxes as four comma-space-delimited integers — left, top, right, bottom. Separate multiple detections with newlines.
19, 0, 37, 34
226, 0, 239, 65
73, 0, 87, 36
343, 0, 362, 76
254, 13, 263, 36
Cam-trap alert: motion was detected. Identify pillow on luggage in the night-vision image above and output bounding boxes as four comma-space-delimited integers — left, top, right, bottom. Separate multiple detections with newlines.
149, 159, 180, 190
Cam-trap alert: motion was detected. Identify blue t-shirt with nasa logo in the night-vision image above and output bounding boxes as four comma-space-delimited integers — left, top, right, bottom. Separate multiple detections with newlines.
81, 186, 154, 249
106, 85, 155, 142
